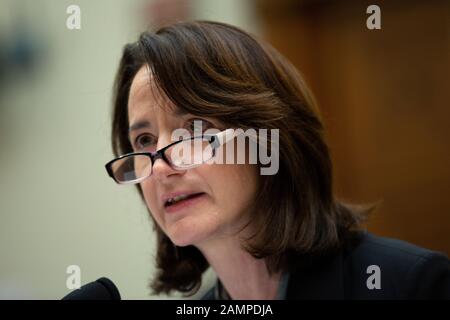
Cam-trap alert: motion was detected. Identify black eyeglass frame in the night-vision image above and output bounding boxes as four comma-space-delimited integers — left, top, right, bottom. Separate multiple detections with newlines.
105, 134, 219, 184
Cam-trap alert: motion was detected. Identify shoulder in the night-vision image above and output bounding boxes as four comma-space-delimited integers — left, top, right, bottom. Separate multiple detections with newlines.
201, 232, 450, 300
341, 232, 450, 299
350, 232, 449, 273
286, 231, 450, 299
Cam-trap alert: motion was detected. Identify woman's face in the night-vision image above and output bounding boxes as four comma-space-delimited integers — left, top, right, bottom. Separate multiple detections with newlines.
127, 66, 259, 247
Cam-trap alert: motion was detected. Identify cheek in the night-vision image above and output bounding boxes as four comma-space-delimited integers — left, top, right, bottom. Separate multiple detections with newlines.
200, 163, 258, 219
137, 163, 258, 245
140, 180, 165, 230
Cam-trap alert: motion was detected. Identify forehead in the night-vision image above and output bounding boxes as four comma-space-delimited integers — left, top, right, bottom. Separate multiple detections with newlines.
127, 66, 178, 123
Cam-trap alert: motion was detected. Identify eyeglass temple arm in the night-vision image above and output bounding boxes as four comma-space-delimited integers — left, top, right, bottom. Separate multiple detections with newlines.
210, 129, 232, 148
212, 128, 259, 146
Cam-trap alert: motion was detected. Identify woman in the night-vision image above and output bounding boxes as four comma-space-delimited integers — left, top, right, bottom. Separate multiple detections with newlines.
105, 21, 449, 299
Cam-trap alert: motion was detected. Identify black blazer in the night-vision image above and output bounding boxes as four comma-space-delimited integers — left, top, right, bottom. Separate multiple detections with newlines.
202, 232, 450, 299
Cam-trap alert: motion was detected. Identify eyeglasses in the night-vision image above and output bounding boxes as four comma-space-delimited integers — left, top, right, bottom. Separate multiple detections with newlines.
105, 129, 235, 184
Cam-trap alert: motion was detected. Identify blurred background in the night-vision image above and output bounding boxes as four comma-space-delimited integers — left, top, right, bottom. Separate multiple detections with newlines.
0, 0, 448, 299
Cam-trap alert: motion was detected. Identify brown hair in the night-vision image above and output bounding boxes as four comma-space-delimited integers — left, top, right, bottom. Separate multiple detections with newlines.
110, 20, 374, 296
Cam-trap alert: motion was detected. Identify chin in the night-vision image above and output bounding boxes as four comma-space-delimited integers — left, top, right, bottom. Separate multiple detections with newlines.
170, 237, 194, 247
167, 220, 214, 247
169, 233, 202, 247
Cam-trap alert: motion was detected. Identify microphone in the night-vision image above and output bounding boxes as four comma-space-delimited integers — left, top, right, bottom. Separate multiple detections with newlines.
62, 277, 121, 300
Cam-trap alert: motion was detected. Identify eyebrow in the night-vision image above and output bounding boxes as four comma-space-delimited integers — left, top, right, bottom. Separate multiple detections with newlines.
128, 120, 151, 134
128, 108, 189, 134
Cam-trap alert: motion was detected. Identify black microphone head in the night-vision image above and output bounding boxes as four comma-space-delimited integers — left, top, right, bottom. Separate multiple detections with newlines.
62, 277, 121, 300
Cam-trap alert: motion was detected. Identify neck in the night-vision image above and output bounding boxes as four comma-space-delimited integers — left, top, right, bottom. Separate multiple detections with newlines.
197, 235, 282, 300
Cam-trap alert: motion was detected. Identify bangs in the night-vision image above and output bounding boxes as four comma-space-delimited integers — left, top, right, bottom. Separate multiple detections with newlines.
135, 21, 283, 124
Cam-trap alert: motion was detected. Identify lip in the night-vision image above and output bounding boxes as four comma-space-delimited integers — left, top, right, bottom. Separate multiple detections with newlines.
162, 192, 207, 214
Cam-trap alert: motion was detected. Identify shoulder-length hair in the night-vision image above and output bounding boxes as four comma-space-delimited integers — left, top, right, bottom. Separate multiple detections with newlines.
110, 20, 374, 296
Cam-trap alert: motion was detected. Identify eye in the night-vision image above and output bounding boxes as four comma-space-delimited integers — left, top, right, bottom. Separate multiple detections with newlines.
134, 134, 157, 150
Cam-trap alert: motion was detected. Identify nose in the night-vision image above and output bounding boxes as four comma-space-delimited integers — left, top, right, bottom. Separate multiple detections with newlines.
152, 157, 178, 179
151, 136, 183, 181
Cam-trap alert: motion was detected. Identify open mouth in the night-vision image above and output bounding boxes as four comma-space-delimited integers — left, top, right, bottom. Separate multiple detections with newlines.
164, 192, 205, 208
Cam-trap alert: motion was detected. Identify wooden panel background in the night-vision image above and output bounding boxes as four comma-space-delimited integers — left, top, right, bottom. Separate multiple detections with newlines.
257, 0, 450, 255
